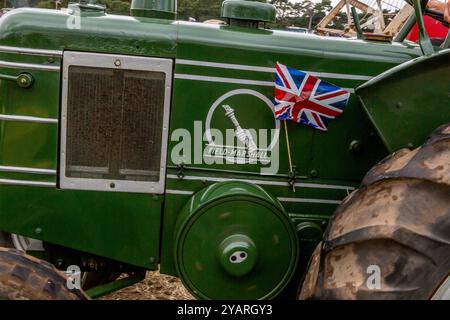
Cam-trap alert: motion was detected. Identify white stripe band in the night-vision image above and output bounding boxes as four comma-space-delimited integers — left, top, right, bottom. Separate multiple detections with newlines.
277, 197, 341, 204
0, 178, 55, 187
0, 114, 58, 124
0, 46, 63, 57
176, 59, 372, 81
165, 188, 341, 204
0, 60, 60, 72
167, 174, 354, 191
166, 189, 194, 195
175, 73, 355, 93
175, 73, 274, 87
0, 165, 56, 175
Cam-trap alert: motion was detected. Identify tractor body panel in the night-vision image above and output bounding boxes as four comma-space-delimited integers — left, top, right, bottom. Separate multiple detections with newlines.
0, 7, 430, 279
357, 49, 450, 153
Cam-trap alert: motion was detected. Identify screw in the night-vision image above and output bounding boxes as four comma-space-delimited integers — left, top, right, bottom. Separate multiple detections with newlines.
310, 169, 318, 178
35, 227, 42, 235
114, 59, 121, 67
110, 182, 115, 189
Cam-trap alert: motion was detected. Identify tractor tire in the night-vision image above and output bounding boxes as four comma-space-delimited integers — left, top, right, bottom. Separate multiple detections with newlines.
299, 123, 450, 300
0, 232, 13, 247
0, 247, 88, 300
0, 231, 119, 290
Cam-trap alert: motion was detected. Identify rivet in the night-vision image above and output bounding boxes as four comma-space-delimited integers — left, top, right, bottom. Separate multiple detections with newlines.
35, 227, 42, 235
349, 140, 363, 153
114, 59, 121, 67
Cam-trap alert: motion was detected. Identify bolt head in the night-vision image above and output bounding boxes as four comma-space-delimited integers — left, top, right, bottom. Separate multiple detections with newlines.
17, 73, 34, 88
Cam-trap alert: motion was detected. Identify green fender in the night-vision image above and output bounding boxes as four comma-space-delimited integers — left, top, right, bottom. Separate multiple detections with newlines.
356, 49, 450, 153
173, 181, 298, 300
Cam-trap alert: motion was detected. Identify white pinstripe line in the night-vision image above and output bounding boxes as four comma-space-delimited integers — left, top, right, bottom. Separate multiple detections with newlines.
0, 166, 56, 175
277, 197, 341, 204
0, 114, 58, 124
167, 174, 355, 191
0, 178, 55, 187
0, 46, 63, 57
176, 59, 372, 81
175, 73, 355, 93
0, 60, 60, 72
166, 189, 194, 195
175, 73, 274, 87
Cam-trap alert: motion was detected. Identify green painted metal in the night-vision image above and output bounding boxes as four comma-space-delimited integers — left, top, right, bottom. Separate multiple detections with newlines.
131, 0, 176, 19
394, 13, 416, 43
221, 0, 276, 23
411, 0, 434, 55
351, 7, 363, 40
85, 272, 146, 299
443, 30, 450, 49
0, 3, 443, 299
356, 49, 450, 152
174, 181, 298, 299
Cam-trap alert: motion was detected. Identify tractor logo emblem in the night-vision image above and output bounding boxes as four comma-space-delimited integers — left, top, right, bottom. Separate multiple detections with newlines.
205, 89, 280, 164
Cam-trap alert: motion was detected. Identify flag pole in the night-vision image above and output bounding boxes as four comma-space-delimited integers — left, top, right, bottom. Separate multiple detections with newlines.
283, 120, 295, 192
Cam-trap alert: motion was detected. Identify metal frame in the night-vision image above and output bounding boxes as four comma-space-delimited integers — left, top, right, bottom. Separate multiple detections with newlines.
60, 51, 173, 194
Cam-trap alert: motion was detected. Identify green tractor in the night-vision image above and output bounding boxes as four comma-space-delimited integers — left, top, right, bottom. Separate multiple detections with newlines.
0, 0, 448, 300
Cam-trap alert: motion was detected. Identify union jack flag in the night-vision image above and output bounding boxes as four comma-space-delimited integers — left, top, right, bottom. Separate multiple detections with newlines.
274, 62, 350, 131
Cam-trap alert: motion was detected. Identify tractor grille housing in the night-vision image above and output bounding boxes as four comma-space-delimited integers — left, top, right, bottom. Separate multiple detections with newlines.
60, 52, 172, 193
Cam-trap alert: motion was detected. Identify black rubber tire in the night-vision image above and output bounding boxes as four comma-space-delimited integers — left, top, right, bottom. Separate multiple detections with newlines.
0, 247, 88, 300
299, 123, 450, 300
0, 232, 13, 248
0, 232, 119, 290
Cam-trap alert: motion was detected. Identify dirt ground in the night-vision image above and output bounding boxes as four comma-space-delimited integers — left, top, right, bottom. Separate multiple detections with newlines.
102, 271, 194, 300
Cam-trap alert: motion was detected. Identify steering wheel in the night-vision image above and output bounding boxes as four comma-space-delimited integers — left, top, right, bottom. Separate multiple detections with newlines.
405, 0, 449, 27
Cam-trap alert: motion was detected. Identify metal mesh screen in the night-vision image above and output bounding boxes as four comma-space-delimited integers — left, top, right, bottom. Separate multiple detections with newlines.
65, 66, 166, 182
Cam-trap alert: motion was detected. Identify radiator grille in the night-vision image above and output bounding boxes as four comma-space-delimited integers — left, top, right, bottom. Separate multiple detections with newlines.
65, 66, 166, 182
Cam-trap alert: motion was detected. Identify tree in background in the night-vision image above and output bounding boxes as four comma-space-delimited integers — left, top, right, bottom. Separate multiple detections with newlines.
269, 0, 292, 25
292, 0, 332, 29
96, 0, 130, 15
178, 0, 222, 21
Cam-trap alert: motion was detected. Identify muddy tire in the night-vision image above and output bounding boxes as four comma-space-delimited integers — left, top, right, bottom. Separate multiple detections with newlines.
299, 123, 450, 300
0, 247, 87, 300
0, 232, 13, 247
0, 232, 118, 290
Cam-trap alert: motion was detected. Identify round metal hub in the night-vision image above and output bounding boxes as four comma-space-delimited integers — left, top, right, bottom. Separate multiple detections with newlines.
175, 187, 298, 300
219, 234, 257, 277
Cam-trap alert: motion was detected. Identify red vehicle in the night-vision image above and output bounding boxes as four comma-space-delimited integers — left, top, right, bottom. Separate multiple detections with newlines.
407, 15, 449, 44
